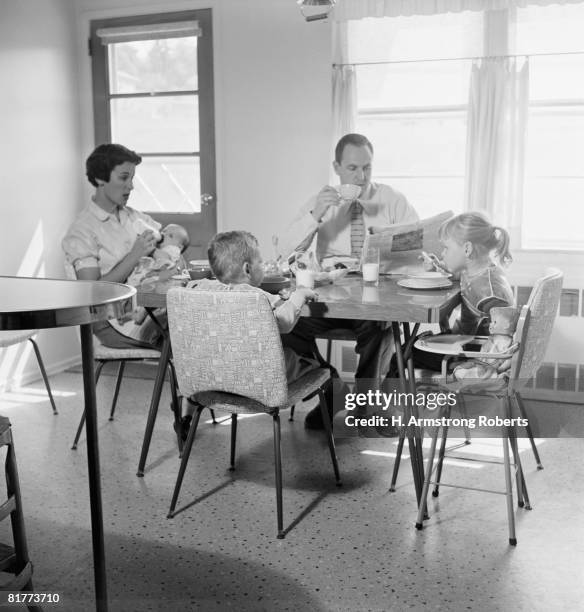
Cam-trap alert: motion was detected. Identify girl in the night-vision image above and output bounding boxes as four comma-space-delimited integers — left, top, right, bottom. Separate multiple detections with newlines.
408, 212, 515, 372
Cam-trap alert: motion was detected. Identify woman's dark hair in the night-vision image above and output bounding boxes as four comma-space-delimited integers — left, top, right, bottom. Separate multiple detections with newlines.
86, 144, 142, 187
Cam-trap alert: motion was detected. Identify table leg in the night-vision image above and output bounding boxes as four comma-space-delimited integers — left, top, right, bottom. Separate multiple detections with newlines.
80, 324, 108, 612
391, 322, 425, 506
136, 333, 171, 477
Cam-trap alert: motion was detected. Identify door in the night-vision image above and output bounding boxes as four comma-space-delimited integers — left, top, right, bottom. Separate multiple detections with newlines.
90, 9, 216, 260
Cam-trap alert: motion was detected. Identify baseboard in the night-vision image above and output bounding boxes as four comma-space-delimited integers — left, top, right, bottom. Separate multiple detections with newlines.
0, 355, 81, 394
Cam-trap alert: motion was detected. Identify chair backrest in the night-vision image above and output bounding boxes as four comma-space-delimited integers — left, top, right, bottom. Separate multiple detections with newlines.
510, 268, 564, 385
166, 286, 288, 407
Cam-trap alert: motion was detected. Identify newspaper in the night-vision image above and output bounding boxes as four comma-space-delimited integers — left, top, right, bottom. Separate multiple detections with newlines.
363, 210, 454, 275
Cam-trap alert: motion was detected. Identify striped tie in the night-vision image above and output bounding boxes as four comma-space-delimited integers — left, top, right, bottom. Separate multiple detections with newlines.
350, 201, 365, 258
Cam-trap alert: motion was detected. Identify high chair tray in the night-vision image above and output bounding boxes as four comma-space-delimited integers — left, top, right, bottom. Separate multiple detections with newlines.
415, 334, 487, 355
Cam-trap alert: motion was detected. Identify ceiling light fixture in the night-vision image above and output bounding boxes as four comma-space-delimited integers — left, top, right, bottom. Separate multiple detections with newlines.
297, 0, 337, 22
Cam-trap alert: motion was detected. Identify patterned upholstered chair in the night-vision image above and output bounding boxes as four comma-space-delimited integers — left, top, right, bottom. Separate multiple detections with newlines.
166, 286, 341, 538
413, 268, 563, 545
0, 331, 58, 416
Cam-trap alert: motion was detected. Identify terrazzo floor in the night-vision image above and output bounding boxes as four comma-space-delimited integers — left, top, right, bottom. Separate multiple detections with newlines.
0, 367, 582, 611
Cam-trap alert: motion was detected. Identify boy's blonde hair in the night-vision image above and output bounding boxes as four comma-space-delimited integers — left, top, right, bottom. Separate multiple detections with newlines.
208, 231, 260, 283
439, 212, 512, 266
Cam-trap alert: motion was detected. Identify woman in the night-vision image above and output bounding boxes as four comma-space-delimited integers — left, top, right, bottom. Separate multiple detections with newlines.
62, 143, 165, 348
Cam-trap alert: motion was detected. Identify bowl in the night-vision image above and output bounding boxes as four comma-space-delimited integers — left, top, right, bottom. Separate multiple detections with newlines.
260, 275, 291, 294
188, 267, 212, 280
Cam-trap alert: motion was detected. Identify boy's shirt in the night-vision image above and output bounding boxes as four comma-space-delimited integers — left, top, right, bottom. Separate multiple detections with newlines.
192, 278, 306, 334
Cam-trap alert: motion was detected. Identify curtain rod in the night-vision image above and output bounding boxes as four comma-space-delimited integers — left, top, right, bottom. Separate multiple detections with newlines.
333, 49, 584, 67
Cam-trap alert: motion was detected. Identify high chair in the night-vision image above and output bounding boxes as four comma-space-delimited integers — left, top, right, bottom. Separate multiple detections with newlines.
412, 268, 563, 545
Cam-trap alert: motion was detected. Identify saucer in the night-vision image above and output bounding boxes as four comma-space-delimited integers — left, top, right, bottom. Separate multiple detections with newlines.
397, 278, 453, 290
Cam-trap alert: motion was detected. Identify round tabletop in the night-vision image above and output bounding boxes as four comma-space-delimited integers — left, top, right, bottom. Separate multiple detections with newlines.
0, 276, 136, 331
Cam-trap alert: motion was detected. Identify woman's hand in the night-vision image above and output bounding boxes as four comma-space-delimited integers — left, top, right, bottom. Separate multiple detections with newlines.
130, 231, 157, 259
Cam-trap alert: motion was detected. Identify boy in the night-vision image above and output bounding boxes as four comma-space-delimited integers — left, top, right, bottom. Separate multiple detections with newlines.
196, 230, 319, 381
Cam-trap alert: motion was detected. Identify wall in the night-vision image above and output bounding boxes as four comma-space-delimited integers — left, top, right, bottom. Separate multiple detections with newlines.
0, 0, 83, 389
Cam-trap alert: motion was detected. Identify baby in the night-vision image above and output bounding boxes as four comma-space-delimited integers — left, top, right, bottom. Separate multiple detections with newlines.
453, 306, 520, 381
128, 223, 190, 286
128, 223, 190, 325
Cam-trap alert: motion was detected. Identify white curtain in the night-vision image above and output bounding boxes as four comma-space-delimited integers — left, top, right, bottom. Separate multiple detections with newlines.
464, 57, 529, 242
333, 0, 584, 20
331, 22, 357, 165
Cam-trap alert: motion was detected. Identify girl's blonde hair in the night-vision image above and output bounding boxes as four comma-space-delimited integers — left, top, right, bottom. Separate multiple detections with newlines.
438, 212, 512, 266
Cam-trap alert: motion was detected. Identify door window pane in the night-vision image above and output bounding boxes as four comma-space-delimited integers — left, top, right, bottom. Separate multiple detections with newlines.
132, 156, 201, 213
108, 37, 198, 94
110, 95, 199, 153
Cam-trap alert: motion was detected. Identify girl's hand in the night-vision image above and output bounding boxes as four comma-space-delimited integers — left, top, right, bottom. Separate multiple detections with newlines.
420, 251, 449, 274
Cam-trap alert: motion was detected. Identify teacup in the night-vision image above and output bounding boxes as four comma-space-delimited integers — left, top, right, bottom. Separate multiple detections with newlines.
337, 183, 361, 203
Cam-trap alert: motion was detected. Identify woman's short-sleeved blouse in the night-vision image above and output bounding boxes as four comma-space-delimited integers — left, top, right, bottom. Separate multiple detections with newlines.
62, 200, 161, 277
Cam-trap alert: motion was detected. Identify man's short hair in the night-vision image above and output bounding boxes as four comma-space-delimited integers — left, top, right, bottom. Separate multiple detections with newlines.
86, 144, 142, 187
334, 133, 374, 164
208, 231, 260, 283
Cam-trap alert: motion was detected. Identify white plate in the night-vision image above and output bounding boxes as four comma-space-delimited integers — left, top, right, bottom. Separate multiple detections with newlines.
408, 271, 452, 280
397, 278, 453, 290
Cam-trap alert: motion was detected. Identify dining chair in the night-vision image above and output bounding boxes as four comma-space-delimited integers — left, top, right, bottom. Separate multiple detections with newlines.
0, 330, 58, 415
412, 268, 563, 545
0, 415, 42, 611
165, 286, 342, 538
71, 335, 184, 451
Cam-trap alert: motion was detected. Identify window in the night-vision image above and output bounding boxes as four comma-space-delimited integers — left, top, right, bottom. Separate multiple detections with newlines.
348, 6, 584, 251
90, 10, 216, 256
515, 4, 584, 250
349, 13, 483, 218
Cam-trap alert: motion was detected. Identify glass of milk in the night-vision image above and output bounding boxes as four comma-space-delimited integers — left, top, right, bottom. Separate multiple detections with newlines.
361, 246, 380, 285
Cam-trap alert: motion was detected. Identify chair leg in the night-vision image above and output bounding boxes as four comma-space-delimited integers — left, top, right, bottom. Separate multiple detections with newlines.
229, 414, 237, 471
166, 361, 183, 453
502, 427, 517, 546
457, 394, 471, 444
389, 433, 405, 492
318, 388, 341, 486
505, 396, 532, 510
326, 339, 333, 364
108, 361, 125, 421
72, 361, 105, 450
514, 391, 543, 470
167, 402, 204, 518
289, 405, 295, 421
416, 424, 440, 529
210, 409, 218, 424
28, 337, 58, 415
433, 423, 449, 498
272, 412, 285, 539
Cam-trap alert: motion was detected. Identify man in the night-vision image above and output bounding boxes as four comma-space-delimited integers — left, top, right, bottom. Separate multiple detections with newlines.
279, 133, 419, 429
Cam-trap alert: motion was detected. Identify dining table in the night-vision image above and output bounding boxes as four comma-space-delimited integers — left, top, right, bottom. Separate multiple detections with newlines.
136, 274, 461, 505
0, 276, 136, 612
